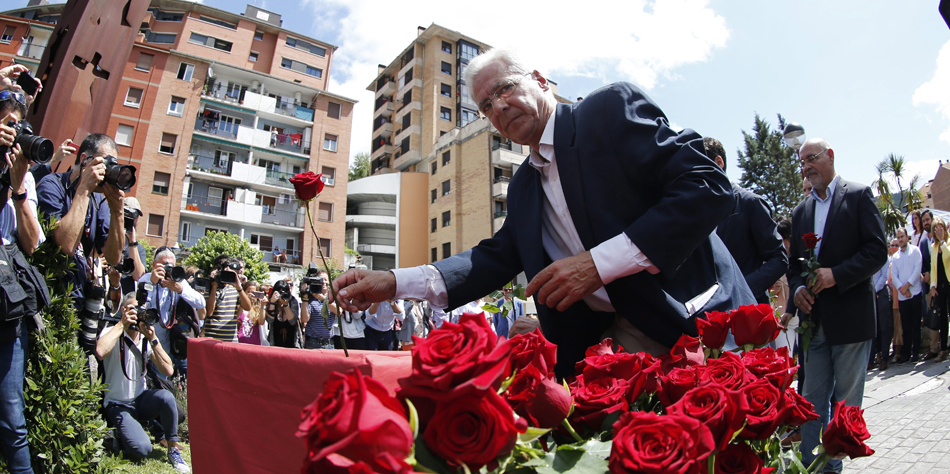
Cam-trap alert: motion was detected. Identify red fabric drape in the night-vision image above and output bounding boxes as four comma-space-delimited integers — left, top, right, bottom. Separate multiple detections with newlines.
188, 338, 412, 473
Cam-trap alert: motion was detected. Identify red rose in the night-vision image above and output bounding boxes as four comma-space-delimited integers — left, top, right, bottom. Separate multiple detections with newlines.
504, 364, 572, 429
713, 443, 776, 474
697, 310, 732, 350
297, 370, 412, 471
742, 347, 797, 390
422, 391, 527, 470
289, 171, 325, 201
731, 304, 782, 348
667, 383, 749, 452
802, 232, 821, 250
737, 379, 790, 440
670, 334, 705, 367
659, 365, 703, 407
822, 400, 874, 460
398, 313, 512, 407
701, 351, 754, 391
569, 374, 630, 431
609, 411, 715, 474
304, 452, 422, 474
783, 387, 819, 427
509, 328, 558, 376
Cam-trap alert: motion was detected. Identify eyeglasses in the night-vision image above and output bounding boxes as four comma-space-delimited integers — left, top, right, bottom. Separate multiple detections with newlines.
889, 244, 899, 247
0, 90, 26, 105
478, 73, 532, 118
800, 149, 828, 167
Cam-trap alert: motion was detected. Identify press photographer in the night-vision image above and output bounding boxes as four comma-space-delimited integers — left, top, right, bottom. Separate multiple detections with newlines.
267, 277, 300, 348
0, 83, 52, 474
115, 197, 146, 293
300, 265, 339, 349
37, 133, 133, 353
138, 247, 205, 379
95, 291, 190, 472
204, 255, 251, 342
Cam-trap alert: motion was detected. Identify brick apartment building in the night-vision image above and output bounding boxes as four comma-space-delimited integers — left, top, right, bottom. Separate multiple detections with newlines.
0, 0, 356, 273
365, 23, 568, 267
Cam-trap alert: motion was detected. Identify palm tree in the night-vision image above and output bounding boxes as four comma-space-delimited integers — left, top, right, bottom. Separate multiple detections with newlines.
873, 153, 922, 236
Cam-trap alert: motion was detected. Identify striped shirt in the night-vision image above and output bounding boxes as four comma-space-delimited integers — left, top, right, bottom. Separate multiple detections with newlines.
205, 286, 240, 342
304, 299, 336, 339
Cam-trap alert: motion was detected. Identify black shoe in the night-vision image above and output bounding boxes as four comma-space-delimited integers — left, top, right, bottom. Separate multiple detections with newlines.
923, 352, 938, 361
910, 356, 920, 363
897, 356, 911, 365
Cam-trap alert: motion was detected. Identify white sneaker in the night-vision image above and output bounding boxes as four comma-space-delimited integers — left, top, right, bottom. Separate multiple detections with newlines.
168, 448, 191, 473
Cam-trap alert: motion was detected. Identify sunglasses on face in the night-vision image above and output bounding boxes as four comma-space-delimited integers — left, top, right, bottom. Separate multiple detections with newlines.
0, 90, 26, 106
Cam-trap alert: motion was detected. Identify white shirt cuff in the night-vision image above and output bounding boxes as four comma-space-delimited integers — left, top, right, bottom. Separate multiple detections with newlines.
590, 233, 659, 285
391, 265, 449, 310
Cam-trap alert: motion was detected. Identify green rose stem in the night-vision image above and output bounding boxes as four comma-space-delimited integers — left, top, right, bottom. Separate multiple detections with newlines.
707, 454, 715, 474
304, 202, 349, 358
560, 418, 583, 443
805, 450, 830, 473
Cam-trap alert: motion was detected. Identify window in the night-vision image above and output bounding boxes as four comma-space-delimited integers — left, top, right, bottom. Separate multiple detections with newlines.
254, 30, 264, 40
431, 161, 437, 175
442, 242, 451, 259
149, 8, 183, 21
440, 107, 451, 121
249, 51, 259, 62
442, 41, 452, 54
180, 222, 191, 242
442, 211, 451, 227
442, 151, 450, 166
461, 109, 478, 126
319, 238, 331, 258
159, 133, 177, 154
255, 235, 273, 252
208, 187, 224, 205
188, 32, 209, 46
399, 68, 413, 89
328, 102, 341, 119
281, 57, 292, 68
402, 90, 412, 106
431, 189, 437, 203
441, 84, 451, 97
305, 66, 322, 78
147, 214, 164, 237
281, 57, 322, 78
318, 202, 333, 222
286, 36, 327, 56
152, 171, 170, 194
115, 124, 133, 146
431, 248, 437, 263
213, 150, 233, 167
167, 96, 186, 116
189, 32, 232, 52
213, 38, 233, 52
321, 166, 336, 185
402, 112, 411, 129
135, 52, 154, 71
177, 62, 194, 81
442, 180, 451, 196
205, 227, 224, 236
200, 16, 237, 30
1, 27, 15, 43
124, 87, 143, 107
323, 134, 338, 152
441, 61, 451, 75
431, 218, 437, 233
143, 30, 176, 44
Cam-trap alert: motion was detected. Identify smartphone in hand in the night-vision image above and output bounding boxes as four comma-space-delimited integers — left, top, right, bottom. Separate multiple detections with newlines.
16, 72, 39, 97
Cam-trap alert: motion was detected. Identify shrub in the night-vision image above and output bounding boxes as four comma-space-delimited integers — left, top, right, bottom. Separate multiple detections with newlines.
182, 231, 269, 284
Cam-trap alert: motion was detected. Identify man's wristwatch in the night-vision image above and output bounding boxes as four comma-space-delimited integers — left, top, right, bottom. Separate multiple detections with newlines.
11, 191, 27, 202
129, 241, 139, 247
149, 339, 159, 347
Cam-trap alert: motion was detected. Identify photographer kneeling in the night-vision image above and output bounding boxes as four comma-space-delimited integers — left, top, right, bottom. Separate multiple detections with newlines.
95, 292, 190, 472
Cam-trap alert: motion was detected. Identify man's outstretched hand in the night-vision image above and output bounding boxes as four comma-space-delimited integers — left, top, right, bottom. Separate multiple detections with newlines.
526, 251, 603, 312
331, 269, 397, 312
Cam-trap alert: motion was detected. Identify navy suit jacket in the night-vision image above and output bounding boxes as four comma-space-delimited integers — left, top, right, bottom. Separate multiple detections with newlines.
787, 178, 887, 345
716, 183, 788, 304
433, 83, 755, 376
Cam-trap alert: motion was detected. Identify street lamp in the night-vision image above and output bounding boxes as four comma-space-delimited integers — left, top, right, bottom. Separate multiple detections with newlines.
782, 123, 806, 152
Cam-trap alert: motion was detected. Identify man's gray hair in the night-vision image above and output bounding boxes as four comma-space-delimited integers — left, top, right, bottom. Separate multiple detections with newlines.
463, 49, 530, 92
155, 248, 175, 262
113, 292, 138, 320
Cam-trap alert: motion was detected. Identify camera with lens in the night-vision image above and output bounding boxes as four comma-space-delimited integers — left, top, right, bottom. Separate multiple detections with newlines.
133, 282, 159, 328
272, 279, 291, 302
77, 285, 107, 353
123, 208, 137, 232
163, 264, 186, 282
0, 120, 53, 185
301, 263, 324, 296
114, 257, 135, 275
89, 155, 136, 192
190, 269, 210, 294
214, 259, 241, 285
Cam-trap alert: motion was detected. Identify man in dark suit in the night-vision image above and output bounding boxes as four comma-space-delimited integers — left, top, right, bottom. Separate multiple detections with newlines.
704, 137, 788, 305
789, 138, 887, 473
332, 49, 754, 377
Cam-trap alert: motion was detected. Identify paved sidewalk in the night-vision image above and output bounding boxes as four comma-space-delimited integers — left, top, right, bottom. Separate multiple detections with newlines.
841, 358, 950, 473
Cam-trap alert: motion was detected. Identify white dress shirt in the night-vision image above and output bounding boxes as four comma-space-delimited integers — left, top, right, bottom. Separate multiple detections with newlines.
393, 112, 657, 312
794, 175, 839, 299
890, 244, 922, 301
365, 300, 405, 332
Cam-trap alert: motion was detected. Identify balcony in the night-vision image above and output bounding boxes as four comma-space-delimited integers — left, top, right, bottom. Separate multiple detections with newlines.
491, 146, 525, 167
195, 118, 240, 140
261, 207, 303, 227
393, 149, 421, 171
374, 100, 395, 118
376, 80, 396, 99
493, 211, 507, 232
269, 134, 310, 155
194, 119, 310, 156
17, 43, 46, 60
492, 176, 510, 198
183, 195, 303, 229
372, 141, 393, 160
189, 153, 233, 176
264, 169, 295, 190
184, 193, 227, 216
240, 90, 315, 123
356, 243, 396, 255
346, 214, 397, 229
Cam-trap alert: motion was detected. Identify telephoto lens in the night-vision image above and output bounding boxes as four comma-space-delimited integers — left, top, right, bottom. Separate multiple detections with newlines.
102, 155, 137, 191
164, 265, 186, 282
77, 286, 106, 353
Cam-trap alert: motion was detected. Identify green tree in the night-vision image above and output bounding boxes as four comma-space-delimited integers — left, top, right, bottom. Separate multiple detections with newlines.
873, 153, 922, 236
182, 231, 269, 284
736, 113, 802, 218
349, 152, 371, 182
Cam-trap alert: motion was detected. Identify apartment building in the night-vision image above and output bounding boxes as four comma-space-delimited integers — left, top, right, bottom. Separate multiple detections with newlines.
345, 172, 428, 271
367, 24, 566, 265
0, 0, 356, 272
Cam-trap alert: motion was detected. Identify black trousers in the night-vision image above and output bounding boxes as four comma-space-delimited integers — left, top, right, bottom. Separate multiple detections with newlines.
899, 293, 923, 358
872, 289, 893, 359
934, 284, 950, 351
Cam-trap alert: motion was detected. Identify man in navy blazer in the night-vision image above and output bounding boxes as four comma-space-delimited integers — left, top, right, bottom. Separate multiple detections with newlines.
332, 49, 754, 377
704, 137, 788, 305
788, 138, 887, 473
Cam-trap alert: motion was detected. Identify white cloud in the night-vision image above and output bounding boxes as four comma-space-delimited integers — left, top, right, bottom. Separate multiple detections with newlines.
913, 40, 950, 145
302, 0, 730, 162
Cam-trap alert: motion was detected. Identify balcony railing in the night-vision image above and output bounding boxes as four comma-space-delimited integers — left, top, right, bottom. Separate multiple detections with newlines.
195, 118, 239, 139
493, 176, 511, 183
17, 43, 45, 60
189, 153, 234, 175
184, 193, 227, 216
261, 208, 300, 227
494, 211, 508, 218
268, 134, 310, 155
264, 169, 295, 189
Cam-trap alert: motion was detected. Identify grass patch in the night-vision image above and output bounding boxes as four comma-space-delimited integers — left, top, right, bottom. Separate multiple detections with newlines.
110, 441, 192, 473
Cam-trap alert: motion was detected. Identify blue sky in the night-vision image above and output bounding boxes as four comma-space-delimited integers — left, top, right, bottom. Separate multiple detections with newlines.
191, 0, 949, 190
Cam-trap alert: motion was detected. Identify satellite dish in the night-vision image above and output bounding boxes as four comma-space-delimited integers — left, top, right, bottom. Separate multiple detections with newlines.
208, 67, 214, 78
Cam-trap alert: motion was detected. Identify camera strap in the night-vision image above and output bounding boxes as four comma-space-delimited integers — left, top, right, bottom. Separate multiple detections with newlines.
119, 334, 148, 382
151, 284, 177, 330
